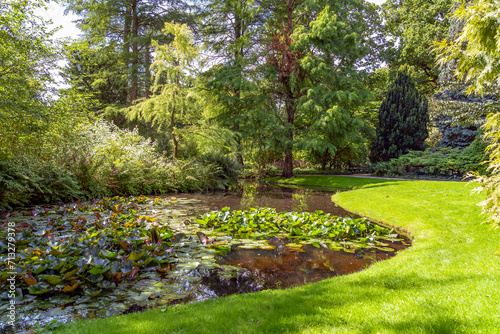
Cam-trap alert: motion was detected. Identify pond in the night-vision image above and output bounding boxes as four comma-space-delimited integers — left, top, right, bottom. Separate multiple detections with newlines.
0, 183, 410, 331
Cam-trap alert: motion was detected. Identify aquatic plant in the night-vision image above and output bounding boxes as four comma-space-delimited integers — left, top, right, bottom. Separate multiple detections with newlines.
0, 196, 176, 297
195, 207, 399, 250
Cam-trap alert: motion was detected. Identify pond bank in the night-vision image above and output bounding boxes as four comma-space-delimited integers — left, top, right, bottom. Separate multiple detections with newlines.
55, 176, 500, 333
1, 183, 408, 332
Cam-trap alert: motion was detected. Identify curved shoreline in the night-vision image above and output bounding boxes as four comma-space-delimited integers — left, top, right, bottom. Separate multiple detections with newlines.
55, 176, 500, 334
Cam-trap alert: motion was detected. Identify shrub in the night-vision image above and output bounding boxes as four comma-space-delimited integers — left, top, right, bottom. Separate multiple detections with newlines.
0, 120, 244, 210
0, 155, 84, 210
0, 155, 32, 209
196, 151, 241, 190
371, 137, 488, 177
74, 122, 239, 196
27, 161, 83, 204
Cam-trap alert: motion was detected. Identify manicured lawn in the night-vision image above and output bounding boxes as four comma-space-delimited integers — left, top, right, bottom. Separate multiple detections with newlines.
267, 175, 394, 189
56, 176, 500, 334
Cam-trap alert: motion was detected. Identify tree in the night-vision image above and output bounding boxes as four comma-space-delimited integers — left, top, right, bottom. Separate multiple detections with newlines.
437, 0, 500, 227
62, 41, 129, 107
66, 0, 192, 104
126, 21, 199, 159
382, 0, 454, 93
430, 0, 490, 150
199, 0, 263, 165
372, 68, 429, 162
436, 0, 500, 96
0, 0, 58, 156
261, 0, 380, 177
298, 107, 370, 170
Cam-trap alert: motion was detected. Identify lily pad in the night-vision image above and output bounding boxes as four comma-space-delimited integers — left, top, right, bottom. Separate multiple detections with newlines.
176, 261, 200, 270
285, 243, 304, 252
84, 289, 102, 297
237, 240, 276, 250
128, 292, 152, 302
376, 246, 395, 252
28, 283, 51, 295
62, 282, 80, 293
100, 250, 119, 259
39, 275, 63, 286
22, 276, 38, 286
128, 252, 147, 262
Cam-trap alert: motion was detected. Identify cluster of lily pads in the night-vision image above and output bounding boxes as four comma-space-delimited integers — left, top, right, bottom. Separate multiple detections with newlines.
195, 207, 399, 250
0, 199, 402, 300
0, 196, 179, 297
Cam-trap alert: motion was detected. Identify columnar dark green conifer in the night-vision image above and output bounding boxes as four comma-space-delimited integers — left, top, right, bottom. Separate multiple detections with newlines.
372, 69, 429, 161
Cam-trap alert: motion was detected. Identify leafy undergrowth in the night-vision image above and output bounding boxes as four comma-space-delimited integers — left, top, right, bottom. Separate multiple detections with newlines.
197, 207, 400, 251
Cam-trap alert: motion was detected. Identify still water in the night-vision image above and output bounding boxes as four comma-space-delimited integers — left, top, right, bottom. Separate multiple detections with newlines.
0, 183, 410, 331
167, 183, 355, 217
161, 183, 409, 293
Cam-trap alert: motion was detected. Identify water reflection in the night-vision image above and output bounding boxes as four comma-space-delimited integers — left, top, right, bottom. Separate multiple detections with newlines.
207, 236, 407, 293
168, 183, 409, 293
169, 182, 357, 218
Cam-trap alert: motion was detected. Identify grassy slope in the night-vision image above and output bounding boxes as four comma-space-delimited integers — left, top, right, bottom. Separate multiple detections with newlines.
57, 176, 500, 334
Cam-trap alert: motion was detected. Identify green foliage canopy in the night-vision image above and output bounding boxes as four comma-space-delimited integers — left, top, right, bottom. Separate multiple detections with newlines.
0, 0, 58, 155
259, 0, 380, 177
199, 0, 263, 164
436, 0, 500, 227
382, 0, 454, 93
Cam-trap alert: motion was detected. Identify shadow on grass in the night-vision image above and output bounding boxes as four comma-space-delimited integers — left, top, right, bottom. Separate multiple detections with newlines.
65, 270, 496, 334
269, 177, 406, 192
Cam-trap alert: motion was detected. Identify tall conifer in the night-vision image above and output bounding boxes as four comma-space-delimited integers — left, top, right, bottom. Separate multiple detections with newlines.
372, 69, 429, 161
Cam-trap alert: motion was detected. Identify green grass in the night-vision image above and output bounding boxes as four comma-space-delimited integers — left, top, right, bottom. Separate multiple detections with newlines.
56, 176, 500, 334
266, 175, 394, 190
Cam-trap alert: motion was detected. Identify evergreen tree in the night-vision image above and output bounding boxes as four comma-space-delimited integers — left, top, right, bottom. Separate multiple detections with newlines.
126, 21, 199, 159
66, 0, 192, 104
199, 0, 263, 165
63, 41, 129, 107
261, 0, 383, 178
372, 69, 429, 162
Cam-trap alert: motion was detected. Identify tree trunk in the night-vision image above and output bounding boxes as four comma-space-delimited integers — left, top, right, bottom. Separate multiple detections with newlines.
130, 0, 139, 102
281, 101, 295, 178
232, 122, 244, 165
171, 73, 179, 159
122, 4, 132, 104
144, 46, 151, 98
231, 5, 244, 166
321, 151, 327, 171
171, 110, 178, 159
171, 96, 178, 158
282, 150, 294, 178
